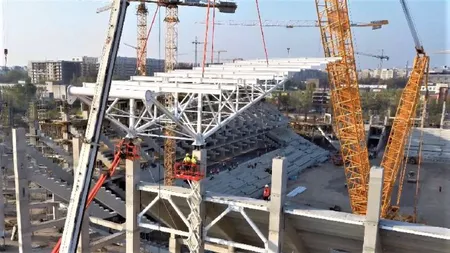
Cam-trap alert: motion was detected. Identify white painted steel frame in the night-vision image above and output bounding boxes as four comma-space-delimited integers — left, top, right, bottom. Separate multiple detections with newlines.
68, 57, 338, 145
138, 183, 270, 253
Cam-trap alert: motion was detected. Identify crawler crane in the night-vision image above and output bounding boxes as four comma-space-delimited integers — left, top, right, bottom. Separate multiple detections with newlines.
316, 0, 429, 218
380, 0, 429, 218
57, 0, 130, 252
315, 0, 371, 215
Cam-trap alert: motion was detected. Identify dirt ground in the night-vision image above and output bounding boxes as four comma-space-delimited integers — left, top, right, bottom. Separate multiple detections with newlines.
286, 157, 450, 228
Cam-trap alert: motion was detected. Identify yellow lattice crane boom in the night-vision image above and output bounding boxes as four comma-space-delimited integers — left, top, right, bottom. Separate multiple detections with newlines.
315, 0, 371, 215
380, 0, 429, 218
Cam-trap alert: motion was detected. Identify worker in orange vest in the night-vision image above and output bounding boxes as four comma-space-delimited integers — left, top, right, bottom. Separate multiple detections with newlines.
263, 184, 271, 201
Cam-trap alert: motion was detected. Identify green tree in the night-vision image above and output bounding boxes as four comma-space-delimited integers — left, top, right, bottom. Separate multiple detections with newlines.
289, 85, 314, 121
0, 69, 29, 83
1, 83, 37, 114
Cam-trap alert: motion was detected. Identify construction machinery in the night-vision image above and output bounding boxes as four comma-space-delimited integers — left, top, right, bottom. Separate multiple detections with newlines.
196, 19, 389, 29
379, 0, 429, 218
57, 0, 129, 252
316, 0, 429, 219
356, 50, 389, 69
315, 0, 371, 215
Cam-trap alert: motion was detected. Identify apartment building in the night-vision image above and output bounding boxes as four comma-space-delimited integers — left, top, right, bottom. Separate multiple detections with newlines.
28, 60, 81, 84
358, 68, 409, 80
28, 56, 165, 84
114, 57, 165, 77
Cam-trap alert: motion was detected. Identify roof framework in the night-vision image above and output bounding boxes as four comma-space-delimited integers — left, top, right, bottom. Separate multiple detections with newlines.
68, 57, 339, 145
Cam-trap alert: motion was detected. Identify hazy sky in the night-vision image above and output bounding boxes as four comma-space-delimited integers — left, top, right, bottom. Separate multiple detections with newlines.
1, 0, 449, 69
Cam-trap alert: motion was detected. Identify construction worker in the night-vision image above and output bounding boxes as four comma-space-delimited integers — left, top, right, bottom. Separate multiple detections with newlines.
182, 153, 191, 171
191, 155, 198, 170
191, 155, 198, 165
263, 184, 271, 201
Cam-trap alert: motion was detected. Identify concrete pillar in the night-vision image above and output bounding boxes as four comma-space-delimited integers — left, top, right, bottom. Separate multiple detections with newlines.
28, 102, 38, 146
80, 102, 89, 119
267, 157, 287, 253
52, 195, 62, 221
125, 158, 140, 252
12, 128, 32, 253
0, 146, 5, 251
77, 214, 90, 253
169, 234, 181, 253
72, 136, 89, 253
72, 137, 81, 168
61, 105, 70, 153
362, 166, 384, 253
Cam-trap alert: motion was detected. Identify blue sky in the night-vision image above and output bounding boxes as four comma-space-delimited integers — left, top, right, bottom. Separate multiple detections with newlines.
1, 0, 449, 69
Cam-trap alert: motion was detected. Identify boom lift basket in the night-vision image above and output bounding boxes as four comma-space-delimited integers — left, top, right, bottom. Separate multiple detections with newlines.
114, 138, 140, 160
174, 162, 204, 181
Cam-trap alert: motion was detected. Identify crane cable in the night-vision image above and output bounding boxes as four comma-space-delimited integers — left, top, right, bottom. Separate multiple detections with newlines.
200, 0, 212, 78
210, 0, 216, 64
255, 0, 269, 66
137, 6, 160, 71
51, 148, 123, 253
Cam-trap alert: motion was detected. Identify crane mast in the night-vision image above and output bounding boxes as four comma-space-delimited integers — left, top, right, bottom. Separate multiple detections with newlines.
315, 0, 370, 215
379, 0, 429, 218
59, 0, 128, 251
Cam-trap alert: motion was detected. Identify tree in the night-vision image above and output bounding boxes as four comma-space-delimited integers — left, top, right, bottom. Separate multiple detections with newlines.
289, 85, 314, 121
0, 69, 29, 83
1, 83, 37, 114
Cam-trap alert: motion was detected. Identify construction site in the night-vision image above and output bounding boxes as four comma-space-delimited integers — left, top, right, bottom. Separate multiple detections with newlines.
0, 0, 449, 253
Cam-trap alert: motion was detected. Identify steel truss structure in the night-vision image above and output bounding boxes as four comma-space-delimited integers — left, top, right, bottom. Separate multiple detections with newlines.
68, 57, 339, 145
138, 183, 271, 253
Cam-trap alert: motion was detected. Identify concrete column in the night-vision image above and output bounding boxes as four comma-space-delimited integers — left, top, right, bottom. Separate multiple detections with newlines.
77, 213, 90, 253
61, 105, 70, 153
362, 166, 384, 253
72, 137, 82, 168
12, 128, 32, 253
0, 146, 5, 251
169, 234, 181, 253
28, 102, 38, 146
72, 136, 89, 253
80, 102, 89, 119
267, 157, 287, 253
125, 158, 140, 252
52, 195, 62, 221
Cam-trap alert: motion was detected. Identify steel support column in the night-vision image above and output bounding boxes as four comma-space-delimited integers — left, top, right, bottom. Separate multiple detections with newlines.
188, 149, 206, 253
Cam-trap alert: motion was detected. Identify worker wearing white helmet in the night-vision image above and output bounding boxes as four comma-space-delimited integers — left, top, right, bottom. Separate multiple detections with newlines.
263, 184, 270, 201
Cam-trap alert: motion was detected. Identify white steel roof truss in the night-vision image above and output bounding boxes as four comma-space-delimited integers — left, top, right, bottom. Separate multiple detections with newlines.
66, 57, 338, 145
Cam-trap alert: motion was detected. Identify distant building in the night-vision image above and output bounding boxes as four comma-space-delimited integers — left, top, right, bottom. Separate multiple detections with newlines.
72, 56, 99, 77
28, 56, 165, 84
28, 60, 81, 84
428, 70, 450, 84
358, 68, 409, 80
358, 84, 387, 92
420, 83, 449, 101
114, 56, 165, 78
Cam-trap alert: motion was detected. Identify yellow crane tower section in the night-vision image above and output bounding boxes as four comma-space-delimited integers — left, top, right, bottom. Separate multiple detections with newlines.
315, 0, 370, 215
380, 0, 429, 218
